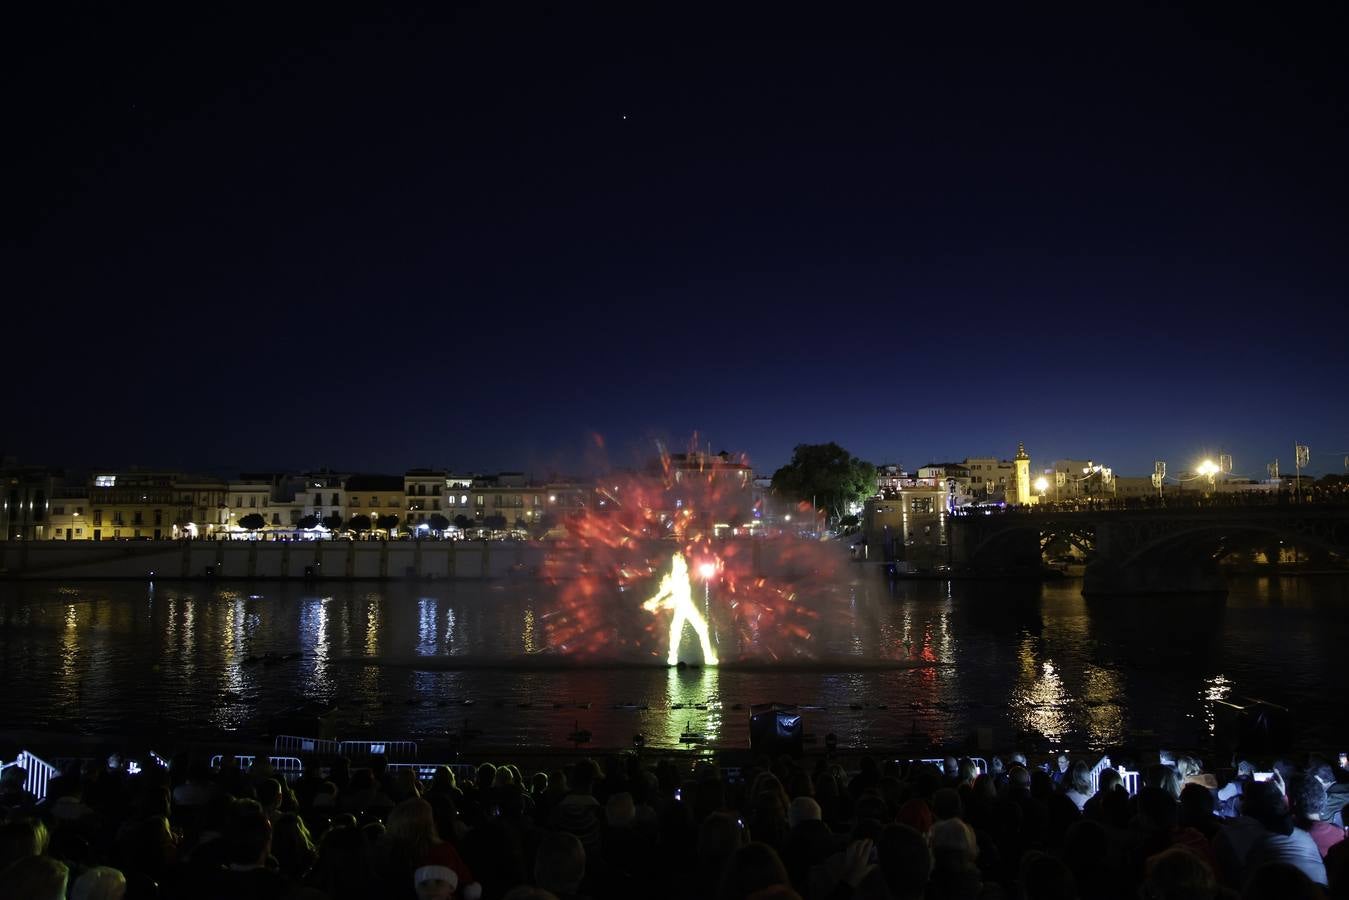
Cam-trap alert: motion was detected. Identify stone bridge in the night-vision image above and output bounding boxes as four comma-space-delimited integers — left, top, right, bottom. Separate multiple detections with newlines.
948, 505, 1349, 594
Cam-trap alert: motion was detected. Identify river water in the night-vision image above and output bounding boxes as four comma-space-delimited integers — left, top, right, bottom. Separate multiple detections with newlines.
1, 574, 1346, 753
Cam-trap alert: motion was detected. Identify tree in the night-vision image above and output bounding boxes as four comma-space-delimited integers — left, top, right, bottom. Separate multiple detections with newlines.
238, 513, 266, 534
297, 515, 319, 530
530, 512, 559, 539
321, 513, 344, 532
346, 514, 372, 535
453, 515, 471, 529
376, 514, 400, 532
483, 514, 508, 531
428, 513, 450, 533
770, 442, 877, 522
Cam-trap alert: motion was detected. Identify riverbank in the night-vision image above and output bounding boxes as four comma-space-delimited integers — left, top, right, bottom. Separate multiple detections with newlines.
0, 538, 546, 580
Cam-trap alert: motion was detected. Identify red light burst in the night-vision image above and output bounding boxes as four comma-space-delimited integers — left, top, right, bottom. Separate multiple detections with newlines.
542, 437, 848, 663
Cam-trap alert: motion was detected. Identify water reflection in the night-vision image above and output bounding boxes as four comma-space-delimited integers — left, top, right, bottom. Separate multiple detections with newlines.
663, 665, 721, 748
1014, 636, 1069, 744
1, 576, 1346, 749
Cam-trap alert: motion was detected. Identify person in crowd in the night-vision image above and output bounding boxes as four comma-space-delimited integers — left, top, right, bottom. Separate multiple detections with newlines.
1287, 774, 1345, 859
271, 811, 318, 881
69, 865, 127, 900
1310, 762, 1349, 827
535, 830, 588, 900
926, 817, 985, 900
0, 817, 49, 871
1050, 755, 1070, 788
1242, 778, 1327, 886
0, 766, 37, 817
1178, 783, 1222, 841
716, 841, 800, 900
1140, 845, 1218, 900
372, 797, 480, 900
0, 855, 69, 900
195, 797, 289, 900
1241, 861, 1325, 900
1062, 762, 1092, 812
547, 760, 603, 858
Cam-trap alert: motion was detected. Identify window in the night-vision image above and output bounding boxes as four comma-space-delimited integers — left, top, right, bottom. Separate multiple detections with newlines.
75, 528, 82, 536
433, 485, 441, 495
95, 475, 116, 487
236, 496, 243, 507
331, 493, 339, 506
53, 506, 65, 516
350, 497, 361, 507
94, 510, 102, 526
370, 496, 379, 506
154, 509, 162, 526
314, 492, 322, 504
910, 497, 933, 514
133, 512, 143, 525
272, 513, 280, 525
432, 500, 440, 510
249, 496, 257, 507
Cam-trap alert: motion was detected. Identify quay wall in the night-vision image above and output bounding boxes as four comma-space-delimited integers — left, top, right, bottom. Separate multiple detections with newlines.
0, 540, 547, 581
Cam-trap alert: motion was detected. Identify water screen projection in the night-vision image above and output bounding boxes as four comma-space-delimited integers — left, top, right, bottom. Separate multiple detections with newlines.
542, 439, 856, 666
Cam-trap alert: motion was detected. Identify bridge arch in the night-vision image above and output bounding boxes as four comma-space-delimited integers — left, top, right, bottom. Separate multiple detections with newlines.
1119, 521, 1347, 569
964, 519, 1096, 566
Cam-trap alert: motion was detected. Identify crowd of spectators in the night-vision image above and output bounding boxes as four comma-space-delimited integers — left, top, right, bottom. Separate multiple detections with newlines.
2, 746, 1347, 900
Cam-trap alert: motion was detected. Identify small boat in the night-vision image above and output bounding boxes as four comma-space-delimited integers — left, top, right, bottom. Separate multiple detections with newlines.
679, 723, 705, 744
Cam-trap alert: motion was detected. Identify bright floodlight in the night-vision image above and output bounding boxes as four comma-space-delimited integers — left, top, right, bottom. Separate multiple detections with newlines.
1033, 477, 1049, 493
1197, 459, 1220, 476
698, 561, 718, 580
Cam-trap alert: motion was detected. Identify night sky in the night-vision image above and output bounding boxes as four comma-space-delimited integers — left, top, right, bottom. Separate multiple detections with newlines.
6, 5, 1347, 478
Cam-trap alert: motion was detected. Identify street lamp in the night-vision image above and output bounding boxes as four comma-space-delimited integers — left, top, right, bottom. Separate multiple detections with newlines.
1033, 477, 1049, 504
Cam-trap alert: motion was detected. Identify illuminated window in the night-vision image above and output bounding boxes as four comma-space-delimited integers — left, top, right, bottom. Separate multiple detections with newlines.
95, 475, 116, 487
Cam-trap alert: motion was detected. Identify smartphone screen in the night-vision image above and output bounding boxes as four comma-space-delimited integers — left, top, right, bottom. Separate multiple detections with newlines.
1339, 752, 1347, 769
1253, 772, 1274, 782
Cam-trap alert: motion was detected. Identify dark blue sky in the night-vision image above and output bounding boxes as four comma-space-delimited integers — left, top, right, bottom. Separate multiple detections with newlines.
6, 4, 1347, 478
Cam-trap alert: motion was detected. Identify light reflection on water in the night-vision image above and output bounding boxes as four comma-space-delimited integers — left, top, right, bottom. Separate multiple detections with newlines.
0, 575, 1346, 751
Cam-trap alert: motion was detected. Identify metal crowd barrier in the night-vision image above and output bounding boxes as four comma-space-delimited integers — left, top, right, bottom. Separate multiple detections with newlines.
271, 735, 418, 759
387, 762, 478, 783
339, 740, 418, 759
274, 735, 341, 756
914, 757, 989, 774
209, 755, 305, 782
0, 750, 60, 801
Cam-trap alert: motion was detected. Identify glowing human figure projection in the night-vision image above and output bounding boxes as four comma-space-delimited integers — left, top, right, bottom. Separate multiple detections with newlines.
642, 553, 719, 666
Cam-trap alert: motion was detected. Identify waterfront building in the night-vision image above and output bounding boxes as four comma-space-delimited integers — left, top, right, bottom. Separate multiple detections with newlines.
172, 476, 230, 538
862, 481, 951, 570
962, 456, 1016, 502
345, 474, 406, 534
295, 471, 350, 530
404, 468, 447, 527
0, 464, 60, 540
46, 485, 89, 541
88, 471, 177, 541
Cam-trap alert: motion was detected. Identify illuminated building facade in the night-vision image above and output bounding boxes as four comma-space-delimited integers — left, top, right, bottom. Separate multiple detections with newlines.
88, 471, 176, 541
862, 482, 952, 570
1, 465, 60, 540
345, 474, 405, 532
